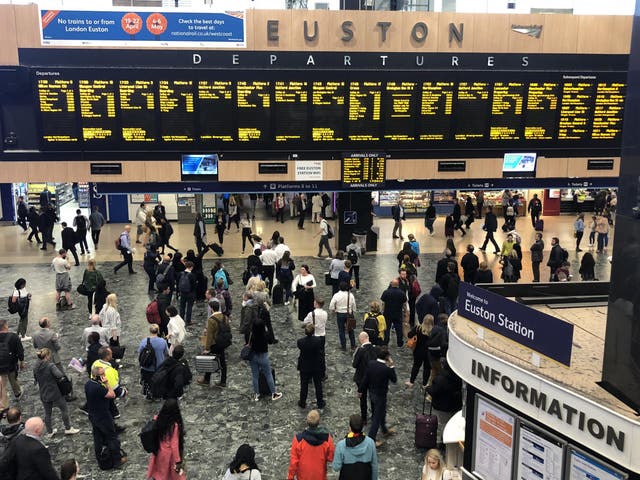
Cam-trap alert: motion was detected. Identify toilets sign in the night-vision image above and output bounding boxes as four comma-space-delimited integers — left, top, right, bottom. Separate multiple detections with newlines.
457, 282, 574, 366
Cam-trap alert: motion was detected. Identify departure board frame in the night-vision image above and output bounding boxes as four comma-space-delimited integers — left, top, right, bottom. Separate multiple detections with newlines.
28, 51, 628, 157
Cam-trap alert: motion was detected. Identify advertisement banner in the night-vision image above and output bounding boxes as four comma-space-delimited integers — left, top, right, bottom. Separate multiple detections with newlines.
457, 282, 574, 366
40, 9, 246, 48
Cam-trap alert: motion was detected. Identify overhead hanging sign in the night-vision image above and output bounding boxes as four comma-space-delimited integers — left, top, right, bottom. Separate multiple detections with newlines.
39, 8, 246, 48
295, 160, 323, 181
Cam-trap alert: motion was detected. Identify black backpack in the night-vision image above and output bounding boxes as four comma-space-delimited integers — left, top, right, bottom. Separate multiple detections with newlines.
0, 335, 13, 371
214, 314, 233, 350
138, 338, 156, 369
75, 215, 87, 230
363, 313, 379, 344
140, 419, 159, 454
0, 431, 18, 479
347, 248, 359, 265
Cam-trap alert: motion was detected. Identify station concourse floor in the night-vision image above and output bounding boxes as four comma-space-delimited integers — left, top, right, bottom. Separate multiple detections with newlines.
0, 211, 613, 478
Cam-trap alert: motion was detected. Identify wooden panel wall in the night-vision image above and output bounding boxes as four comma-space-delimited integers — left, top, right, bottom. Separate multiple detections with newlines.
4, 6, 633, 55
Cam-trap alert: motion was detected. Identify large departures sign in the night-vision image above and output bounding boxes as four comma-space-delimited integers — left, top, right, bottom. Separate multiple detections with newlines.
30, 52, 627, 154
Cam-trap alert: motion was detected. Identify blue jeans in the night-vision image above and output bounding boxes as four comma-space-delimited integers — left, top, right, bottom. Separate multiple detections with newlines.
336, 313, 356, 349
597, 233, 606, 251
250, 352, 275, 395
179, 294, 194, 324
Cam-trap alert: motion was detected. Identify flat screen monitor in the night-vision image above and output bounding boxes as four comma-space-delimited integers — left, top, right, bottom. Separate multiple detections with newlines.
567, 447, 627, 480
181, 154, 219, 181
502, 153, 537, 177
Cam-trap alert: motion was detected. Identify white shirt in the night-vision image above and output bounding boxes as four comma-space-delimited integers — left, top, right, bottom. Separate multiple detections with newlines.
329, 259, 345, 279
320, 219, 329, 236
136, 207, 147, 225
292, 273, 317, 290
167, 315, 186, 345
329, 290, 356, 314
51, 257, 69, 274
223, 468, 262, 480
99, 305, 122, 338
422, 465, 453, 480
12, 287, 28, 299
260, 248, 278, 266
274, 243, 290, 260
303, 308, 328, 336
82, 325, 109, 348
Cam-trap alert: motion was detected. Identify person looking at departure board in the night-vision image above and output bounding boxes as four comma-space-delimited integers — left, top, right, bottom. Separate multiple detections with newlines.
391, 200, 405, 240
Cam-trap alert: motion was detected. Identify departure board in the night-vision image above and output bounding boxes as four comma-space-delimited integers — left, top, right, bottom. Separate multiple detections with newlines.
119, 79, 156, 143
342, 153, 386, 187
197, 80, 235, 142
311, 81, 345, 142
32, 68, 627, 153
273, 81, 308, 143
348, 82, 382, 141
236, 81, 270, 142
158, 80, 195, 143
78, 79, 116, 143
37, 78, 78, 143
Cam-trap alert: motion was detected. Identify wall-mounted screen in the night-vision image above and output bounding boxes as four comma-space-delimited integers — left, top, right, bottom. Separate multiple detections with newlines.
472, 396, 516, 480
180, 154, 218, 181
567, 448, 628, 480
503, 153, 537, 172
516, 422, 564, 480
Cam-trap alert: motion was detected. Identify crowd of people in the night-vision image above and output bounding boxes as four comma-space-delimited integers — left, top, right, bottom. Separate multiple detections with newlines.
0, 188, 616, 479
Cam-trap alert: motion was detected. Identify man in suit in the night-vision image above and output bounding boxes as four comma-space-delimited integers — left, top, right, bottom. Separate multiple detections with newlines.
359, 349, 397, 447
380, 279, 406, 347
8, 416, 59, 479
297, 323, 325, 409
352, 331, 378, 424
60, 222, 80, 266
391, 199, 405, 239
479, 206, 500, 254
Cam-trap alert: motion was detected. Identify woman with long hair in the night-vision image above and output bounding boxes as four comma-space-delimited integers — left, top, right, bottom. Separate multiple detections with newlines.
223, 444, 262, 479
147, 398, 186, 479
33, 348, 79, 437
292, 264, 317, 321
81, 259, 104, 313
445, 238, 456, 258
11, 278, 31, 341
240, 212, 254, 254
579, 252, 596, 281
227, 195, 240, 232
99, 293, 121, 346
276, 250, 295, 305
421, 448, 453, 480
405, 317, 431, 389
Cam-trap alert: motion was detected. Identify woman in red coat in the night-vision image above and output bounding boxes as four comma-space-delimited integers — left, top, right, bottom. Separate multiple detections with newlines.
147, 399, 186, 479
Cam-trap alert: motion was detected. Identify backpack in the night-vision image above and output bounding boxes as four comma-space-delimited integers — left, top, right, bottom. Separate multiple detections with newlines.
178, 272, 192, 294
214, 313, 233, 350
239, 303, 260, 335
138, 338, 156, 369
150, 363, 177, 399
146, 299, 161, 324
7, 296, 18, 315
561, 248, 569, 261
139, 419, 159, 454
0, 335, 13, 370
411, 279, 422, 298
363, 313, 380, 343
114, 236, 121, 250
75, 215, 87, 230
347, 248, 359, 265
0, 429, 19, 478
214, 269, 229, 289
326, 222, 334, 239
214, 290, 228, 314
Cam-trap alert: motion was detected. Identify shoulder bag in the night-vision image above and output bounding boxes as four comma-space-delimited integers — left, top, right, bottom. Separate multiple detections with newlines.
346, 292, 356, 332
240, 332, 254, 361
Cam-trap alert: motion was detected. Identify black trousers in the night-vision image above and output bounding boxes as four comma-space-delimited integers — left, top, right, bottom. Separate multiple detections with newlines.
90, 415, 122, 466
77, 229, 89, 253
114, 251, 133, 273
28, 227, 41, 243
410, 354, 430, 386
204, 346, 227, 385
532, 261, 541, 282
357, 383, 370, 423
298, 211, 305, 229
91, 229, 101, 247
65, 245, 79, 265
481, 231, 500, 251
17, 215, 27, 231
299, 371, 324, 408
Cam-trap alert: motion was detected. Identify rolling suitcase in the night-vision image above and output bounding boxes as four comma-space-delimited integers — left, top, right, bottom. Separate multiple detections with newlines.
259, 368, 276, 396
210, 243, 224, 256
272, 283, 284, 305
415, 390, 438, 449
535, 219, 544, 231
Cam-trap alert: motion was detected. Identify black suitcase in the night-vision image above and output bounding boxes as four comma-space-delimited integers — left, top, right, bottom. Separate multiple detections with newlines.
210, 243, 224, 256
535, 219, 544, 231
415, 391, 438, 449
272, 284, 284, 305
258, 368, 276, 396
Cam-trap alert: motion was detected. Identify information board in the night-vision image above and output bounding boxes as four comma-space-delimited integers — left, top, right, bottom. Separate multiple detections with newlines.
32, 68, 627, 153
568, 448, 627, 480
342, 153, 386, 188
473, 396, 516, 480
516, 422, 564, 480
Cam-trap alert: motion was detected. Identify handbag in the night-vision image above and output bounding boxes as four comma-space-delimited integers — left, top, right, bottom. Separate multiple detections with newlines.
346, 292, 356, 332
407, 334, 418, 351
240, 332, 253, 361
110, 345, 126, 360
195, 354, 220, 373
57, 375, 73, 396
324, 272, 332, 286
76, 283, 90, 296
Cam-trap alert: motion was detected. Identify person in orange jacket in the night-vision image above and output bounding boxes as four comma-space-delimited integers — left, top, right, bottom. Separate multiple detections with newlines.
287, 409, 335, 480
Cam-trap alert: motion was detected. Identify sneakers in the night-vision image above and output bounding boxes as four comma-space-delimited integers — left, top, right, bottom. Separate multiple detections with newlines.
284, 301, 290, 306
46, 429, 58, 439
20, 336, 32, 342
375, 439, 384, 448
272, 392, 283, 401
64, 427, 80, 435
383, 427, 397, 437
254, 393, 261, 402
404, 381, 414, 388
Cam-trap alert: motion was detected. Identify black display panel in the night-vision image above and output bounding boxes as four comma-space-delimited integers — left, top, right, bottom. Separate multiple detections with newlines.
32, 68, 627, 153
342, 153, 386, 188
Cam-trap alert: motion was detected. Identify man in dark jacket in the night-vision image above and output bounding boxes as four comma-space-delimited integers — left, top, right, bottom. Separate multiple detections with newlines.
426, 359, 462, 445
197, 299, 230, 388
296, 323, 325, 409
287, 409, 335, 480
391, 199, 405, 239
416, 284, 443, 322
27, 206, 41, 244
0, 319, 24, 412
530, 233, 545, 282
439, 263, 460, 315
7, 417, 58, 480
178, 261, 197, 325
157, 284, 173, 336
60, 222, 79, 266
424, 200, 436, 235
359, 349, 397, 447
435, 250, 457, 285
460, 244, 479, 283
352, 331, 378, 424
527, 193, 543, 228
38, 208, 55, 251
479, 206, 500, 254
380, 279, 407, 347
547, 237, 565, 281
154, 345, 192, 399
16, 196, 28, 232
155, 256, 175, 297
